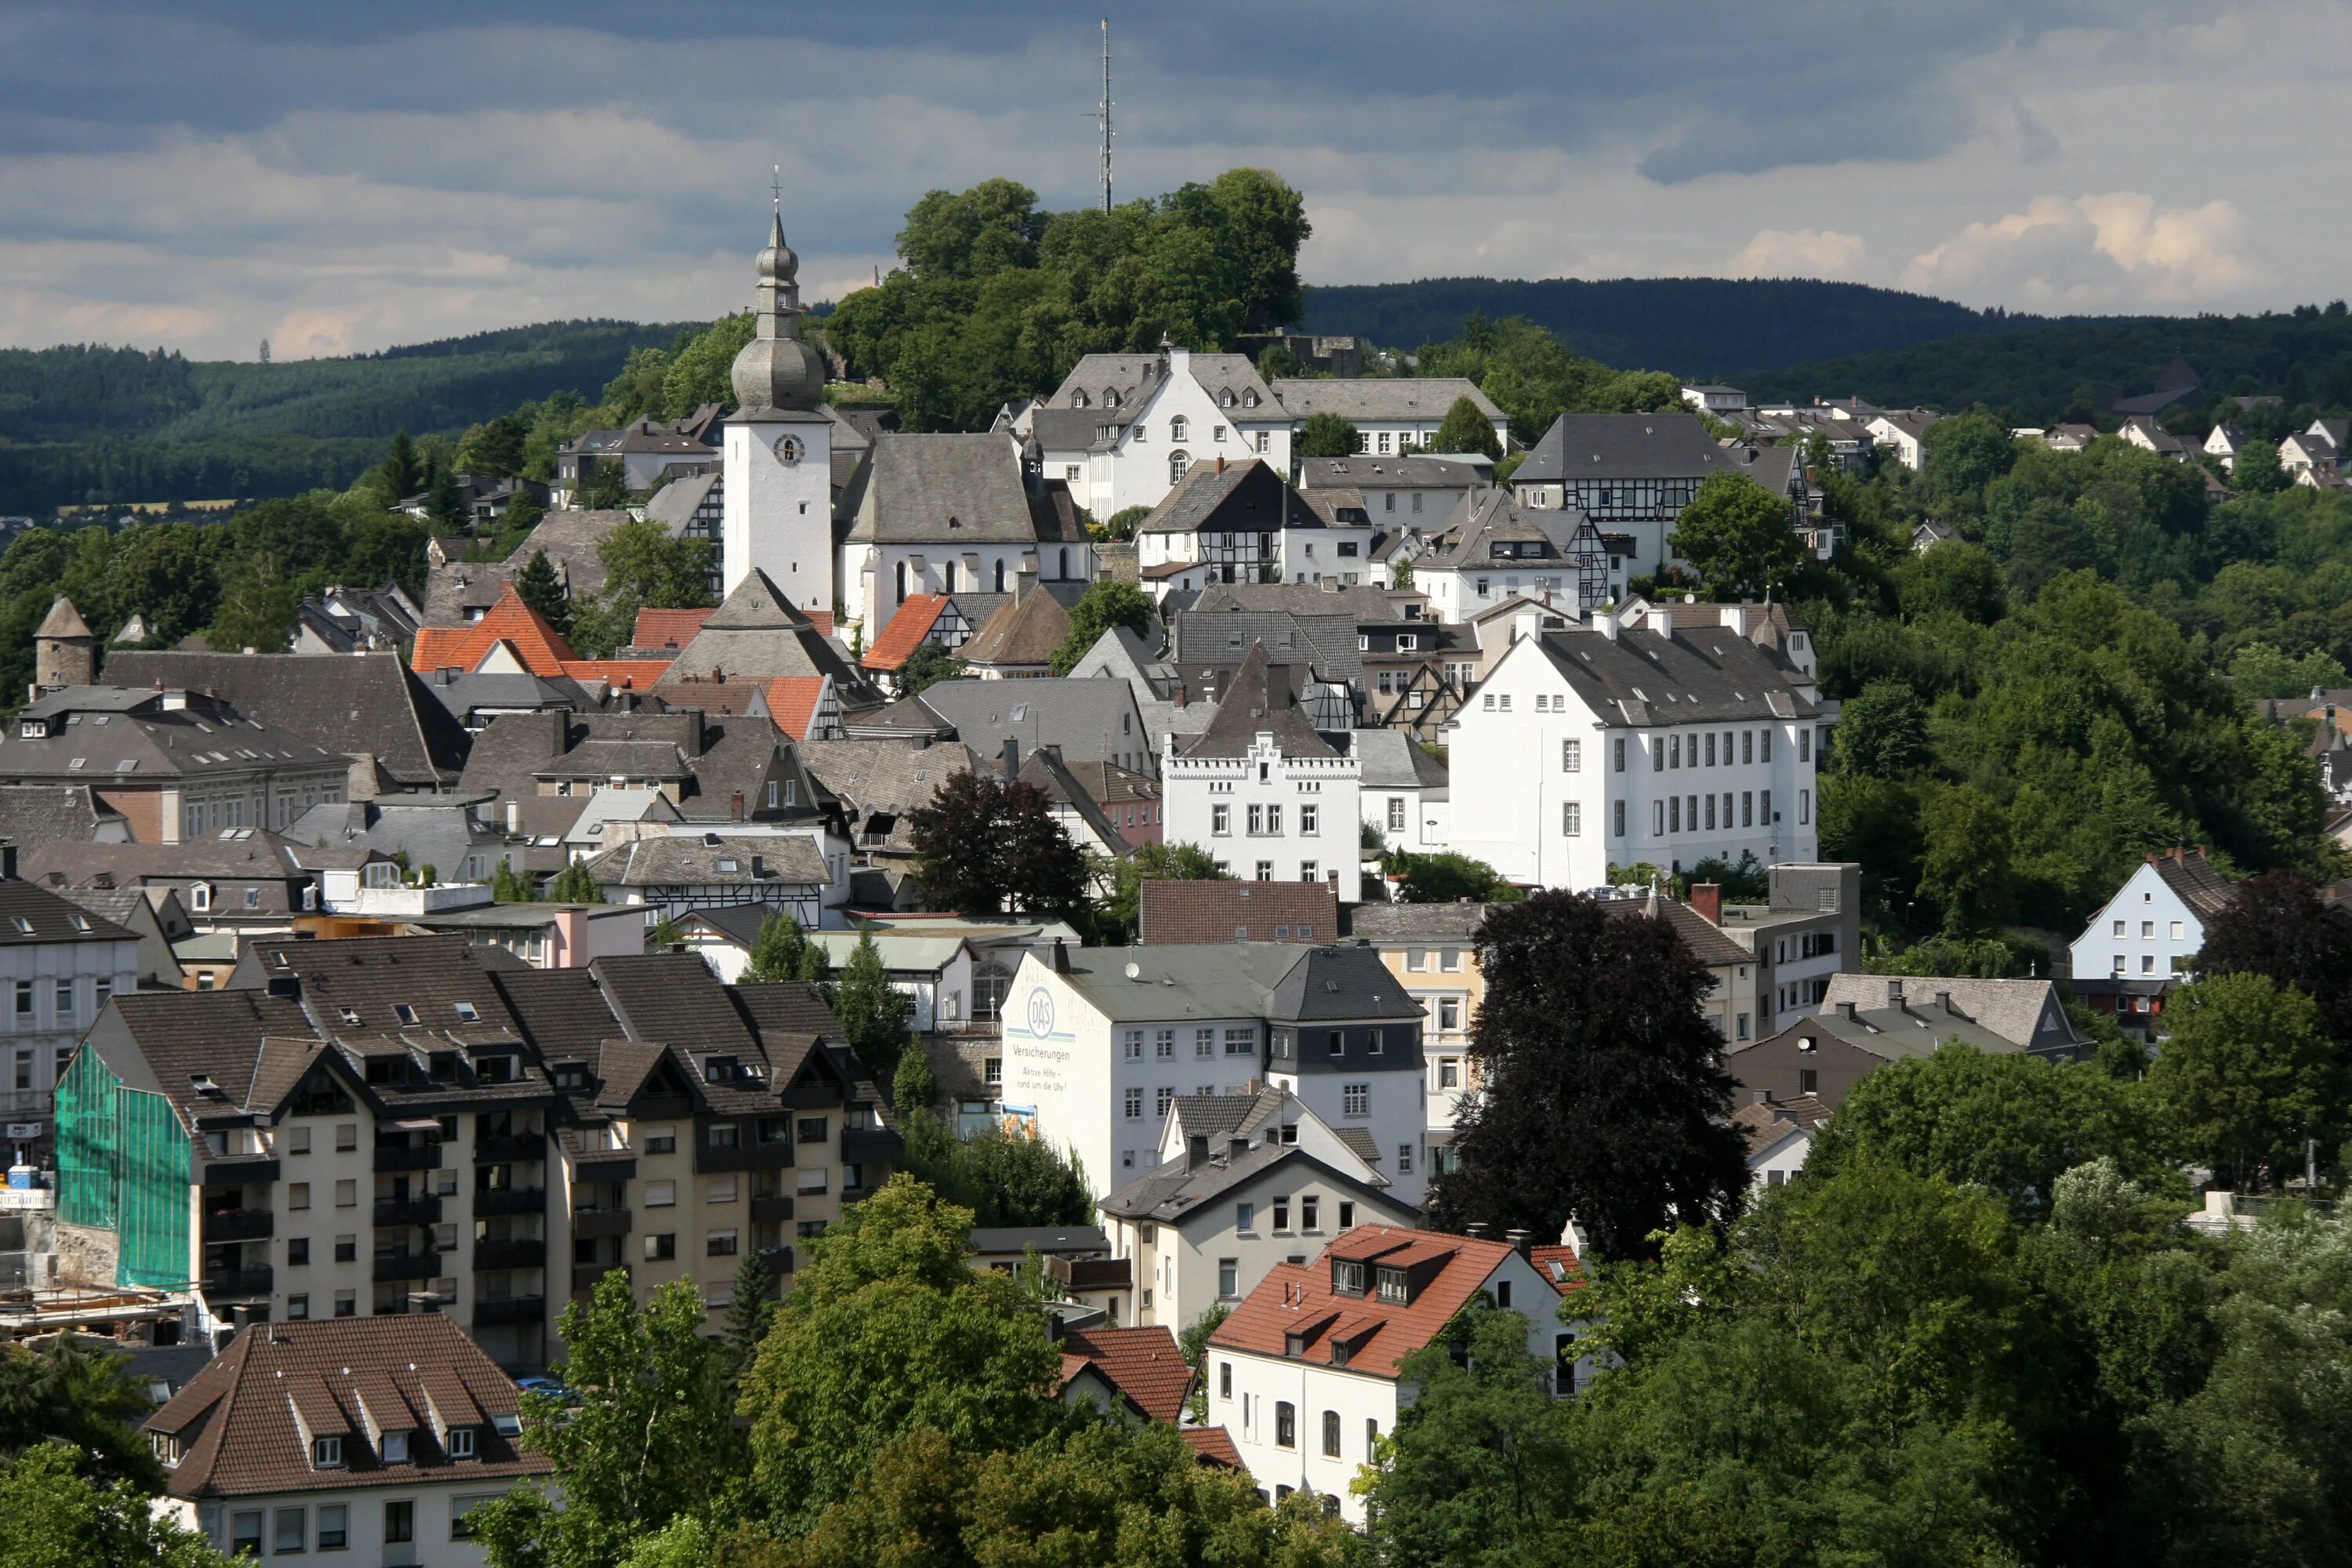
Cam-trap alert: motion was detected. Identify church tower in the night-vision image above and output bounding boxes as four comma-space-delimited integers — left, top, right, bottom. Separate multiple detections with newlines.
34, 594, 95, 694
721, 199, 835, 607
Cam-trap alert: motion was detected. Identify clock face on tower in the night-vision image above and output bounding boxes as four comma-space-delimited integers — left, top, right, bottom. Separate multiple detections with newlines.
772, 434, 804, 464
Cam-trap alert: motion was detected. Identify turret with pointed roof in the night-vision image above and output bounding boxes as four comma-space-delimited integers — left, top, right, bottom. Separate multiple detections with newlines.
731, 207, 827, 414
721, 200, 838, 611
652, 568, 879, 706
34, 594, 96, 694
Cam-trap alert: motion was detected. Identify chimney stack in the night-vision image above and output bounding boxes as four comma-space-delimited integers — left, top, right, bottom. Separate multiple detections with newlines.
1188, 1134, 1210, 1171
1505, 1227, 1533, 1260
730, 791, 745, 822
1689, 882, 1722, 926
1229, 1137, 1250, 1162
1835, 1000, 1857, 1021
1051, 936, 1071, 974
1936, 989, 1954, 1014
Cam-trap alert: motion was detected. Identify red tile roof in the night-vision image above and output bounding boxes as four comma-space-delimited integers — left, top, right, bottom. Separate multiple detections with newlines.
1139, 880, 1339, 946
1181, 1425, 1243, 1466
632, 606, 713, 649
862, 594, 950, 671
760, 677, 828, 740
557, 659, 672, 691
410, 585, 577, 677
145, 1315, 550, 1501
1057, 1324, 1193, 1423
1527, 1243, 1584, 1295
1209, 1224, 1517, 1380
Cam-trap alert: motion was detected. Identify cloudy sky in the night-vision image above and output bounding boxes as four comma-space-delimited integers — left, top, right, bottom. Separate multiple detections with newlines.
0, 1, 2339, 360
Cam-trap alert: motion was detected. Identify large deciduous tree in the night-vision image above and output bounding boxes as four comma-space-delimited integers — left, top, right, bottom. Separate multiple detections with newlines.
2195, 868, 2352, 1049
1049, 579, 1152, 675
1670, 471, 1804, 601
1295, 413, 1359, 459
1431, 394, 1504, 459
1432, 891, 1748, 1258
830, 926, 908, 1086
2149, 972, 2348, 1191
906, 771, 1086, 916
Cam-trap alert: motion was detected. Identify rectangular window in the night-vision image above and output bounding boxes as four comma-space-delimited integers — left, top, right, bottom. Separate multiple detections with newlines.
1742, 791, 1754, 827
1247, 804, 1264, 835
644, 1232, 677, 1260
1562, 738, 1581, 772
1276, 1401, 1297, 1449
289, 1181, 310, 1210
644, 1180, 676, 1207
1669, 734, 1680, 768
1705, 733, 1717, 767
1301, 804, 1317, 834
1342, 1083, 1370, 1117
1125, 1030, 1144, 1060
318, 1505, 347, 1552
1196, 1028, 1216, 1058
1156, 1029, 1175, 1058
1327, 1030, 1344, 1057
1399, 1143, 1414, 1173
1800, 729, 1812, 762
1563, 800, 1581, 837
1652, 738, 1664, 772
1211, 804, 1230, 835
1799, 789, 1811, 826
335, 1290, 355, 1316
1255, 861, 1273, 881
1339, 1200, 1356, 1229
1156, 1086, 1174, 1117
1704, 794, 1716, 830
1761, 789, 1772, 823
334, 1178, 355, 1207
706, 1176, 738, 1203
1439, 999, 1461, 1031
1225, 1027, 1255, 1056
312, 1436, 343, 1468
1613, 799, 1626, 837
707, 1229, 739, 1258
707, 1123, 739, 1149
1219, 1259, 1240, 1298
1273, 1200, 1291, 1232
274, 1508, 305, 1555
1236, 1202, 1255, 1232
2170, 920, 2184, 939
448, 1426, 476, 1460
645, 1127, 676, 1154
1613, 736, 1626, 772
231, 1512, 264, 1556
1669, 796, 1679, 833
1302, 1196, 1320, 1230
1387, 796, 1406, 831
1442, 949, 1461, 971
1762, 731, 1773, 762
1124, 1088, 1144, 1120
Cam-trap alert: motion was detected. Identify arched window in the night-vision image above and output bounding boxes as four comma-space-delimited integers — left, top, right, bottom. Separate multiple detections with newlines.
1071, 390, 1088, 408
994, 557, 1007, 592
942, 562, 956, 593
1105, 389, 1120, 408
894, 561, 907, 604
1170, 415, 1189, 441
1170, 450, 1190, 486
1058, 546, 1070, 579
1220, 389, 1236, 408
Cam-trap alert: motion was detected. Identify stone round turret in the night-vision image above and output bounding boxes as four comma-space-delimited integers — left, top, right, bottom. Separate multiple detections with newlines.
731, 209, 827, 414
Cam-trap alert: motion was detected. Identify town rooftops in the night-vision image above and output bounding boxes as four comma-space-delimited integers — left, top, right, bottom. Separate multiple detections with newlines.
1269, 376, 1503, 426
1352, 728, 1448, 792
960, 583, 1073, 669
145, 1315, 546, 1501
1138, 879, 1339, 946
1178, 643, 1336, 760
2143, 845, 2234, 918
1526, 619, 1819, 726
1138, 459, 1323, 538
1, 689, 345, 782
1798, 974, 2083, 1059
1102, 1140, 1381, 1228
578, 833, 832, 891
861, 593, 951, 673
1058, 1324, 1193, 1425
1296, 455, 1491, 492
0, 783, 129, 844
844, 431, 1080, 545
1513, 411, 1760, 484
0, 877, 135, 946
1209, 1224, 1523, 1379
1347, 902, 1494, 943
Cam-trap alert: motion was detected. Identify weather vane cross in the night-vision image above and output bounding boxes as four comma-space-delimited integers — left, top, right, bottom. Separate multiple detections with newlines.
770, 163, 782, 215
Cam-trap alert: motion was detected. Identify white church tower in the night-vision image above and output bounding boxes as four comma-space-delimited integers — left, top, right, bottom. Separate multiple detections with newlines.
721, 201, 835, 606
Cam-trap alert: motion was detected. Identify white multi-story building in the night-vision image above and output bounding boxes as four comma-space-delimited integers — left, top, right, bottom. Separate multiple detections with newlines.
999, 940, 1429, 1205
1208, 1225, 1583, 1519
1135, 459, 1374, 589
1270, 378, 1508, 458
2067, 847, 2234, 1036
1014, 348, 1294, 521
1161, 644, 1361, 902
0, 870, 140, 1163
1099, 1087, 1415, 1331
1445, 602, 1824, 887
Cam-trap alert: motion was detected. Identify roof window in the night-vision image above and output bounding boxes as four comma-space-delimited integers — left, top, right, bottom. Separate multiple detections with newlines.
453, 1001, 479, 1023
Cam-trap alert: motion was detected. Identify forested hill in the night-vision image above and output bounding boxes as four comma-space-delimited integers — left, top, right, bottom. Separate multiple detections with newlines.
1300, 277, 2054, 376
1748, 304, 2352, 422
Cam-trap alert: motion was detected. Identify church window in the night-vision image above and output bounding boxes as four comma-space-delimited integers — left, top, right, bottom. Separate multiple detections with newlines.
994, 558, 1007, 592
894, 561, 908, 604
1058, 547, 1071, 579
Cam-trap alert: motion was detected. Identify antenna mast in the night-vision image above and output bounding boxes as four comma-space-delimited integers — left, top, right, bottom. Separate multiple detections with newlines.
1095, 19, 1114, 213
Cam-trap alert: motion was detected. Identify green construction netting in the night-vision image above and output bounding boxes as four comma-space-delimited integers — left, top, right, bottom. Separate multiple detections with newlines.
54, 1046, 118, 1229
117, 1088, 189, 1289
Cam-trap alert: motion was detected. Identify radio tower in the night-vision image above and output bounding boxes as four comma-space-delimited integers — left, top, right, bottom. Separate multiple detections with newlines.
1094, 19, 1114, 212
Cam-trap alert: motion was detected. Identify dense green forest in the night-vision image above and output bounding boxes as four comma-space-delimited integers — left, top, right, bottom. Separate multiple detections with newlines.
0, 321, 686, 512
1304, 276, 2051, 379
1754, 301, 2352, 423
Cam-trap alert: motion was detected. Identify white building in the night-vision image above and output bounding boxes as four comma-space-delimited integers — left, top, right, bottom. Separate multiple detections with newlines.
1269, 378, 1508, 458
1406, 492, 1599, 626
1160, 644, 1361, 902
999, 940, 1430, 1206
143, 1314, 549, 1568
1681, 384, 1751, 416
1015, 348, 1294, 520
1355, 728, 1448, 855
0, 873, 141, 1163
720, 209, 837, 608
1207, 1225, 1582, 1519
1135, 459, 1374, 590
1098, 1087, 1414, 1331
2067, 847, 2234, 1036
1445, 603, 1824, 887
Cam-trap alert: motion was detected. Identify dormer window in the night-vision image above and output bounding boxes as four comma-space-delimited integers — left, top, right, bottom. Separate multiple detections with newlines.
1220, 389, 1236, 408
1104, 390, 1120, 409
190, 883, 212, 913
1244, 390, 1260, 408
703, 1057, 735, 1083
151, 1432, 183, 1468
1071, 390, 1088, 408
381, 1429, 410, 1464
476, 1054, 515, 1083
447, 1425, 477, 1460
1331, 1259, 1365, 1296
1375, 1266, 1410, 1304
312, 1435, 343, 1468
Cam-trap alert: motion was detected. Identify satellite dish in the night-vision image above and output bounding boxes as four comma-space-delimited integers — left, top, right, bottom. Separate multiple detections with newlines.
1126, 960, 1142, 980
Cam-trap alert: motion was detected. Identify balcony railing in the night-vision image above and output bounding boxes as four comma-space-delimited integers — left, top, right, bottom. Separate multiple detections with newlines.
747, 1195, 794, 1225
758, 1245, 795, 1276
572, 1261, 629, 1292
201, 1208, 274, 1243
695, 1142, 793, 1175
474, 1239, 546, 1272
474, 1295, 545, 1327
1046, 1255, 1132, 1292
475, 1134, 545, 1165
474, 1187, 545, 1218
372, 1145, 441, 1174
572, 1208, 632, 1238
203, 1265, 274, 1297
842, 1127, 902, 1163
372, 1250, 443, 1283
372, 1196, 443, 1228
200, 1157, 280, 1187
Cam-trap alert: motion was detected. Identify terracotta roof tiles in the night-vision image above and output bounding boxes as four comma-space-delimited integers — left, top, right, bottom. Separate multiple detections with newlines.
1058, 1325, 1192, 1424
862, 594, 951, 672
411, 585, 578, 677
1210, 1224, 1519, 1380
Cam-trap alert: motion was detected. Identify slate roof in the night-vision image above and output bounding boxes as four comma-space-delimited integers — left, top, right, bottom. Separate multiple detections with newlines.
415, 670, 597, 729
1296, 455, 1491, 492
1178, 644, 1335, 760
1270, 377, 1504, 426
1352, 729, 1447, 791
579, 833, 832, 891
1526, 622, 1819, 726
0, 689, 351, 785
1171, 609, 1361, 683
1513, 412, 1756, 483
798, 739, 957, 854
1139, 880, 1338, 946
1138, 459, 1323, 539
1056, 1324, 1192, 1423
1803, 975, 2081, 1058
24, 834, 313, 900
1209, 1225, 1519, 1380
96, 653, 468, 789
0, 877, 135, 945
146, 1316, 546, 1501
1101, 1142, 1378, 1229
641, 471, 720, 534
2147, 847, 2234, 917
37, 594, 93, 639
959, 587, 1072, 669
1267, 946, 1423, 1024
909, 680, 1152, 772
421, 509, 641, 622
1414, 491, 1584, 572
844, 433, 1064, 545
0, 783, 129, 844
286, 797, 511, 882
1047, 942, 1319, 1025
1190, 582, 1403, 620
1043, 352, 1282, 431
652, 569, 874, 701
1599, 889, 1751, 967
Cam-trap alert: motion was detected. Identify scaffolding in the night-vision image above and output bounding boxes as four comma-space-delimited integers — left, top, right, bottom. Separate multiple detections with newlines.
53, 1048, 188, 1290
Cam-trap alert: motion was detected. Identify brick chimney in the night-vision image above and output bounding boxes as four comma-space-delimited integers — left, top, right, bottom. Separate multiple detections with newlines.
1689, 882, 1722, 925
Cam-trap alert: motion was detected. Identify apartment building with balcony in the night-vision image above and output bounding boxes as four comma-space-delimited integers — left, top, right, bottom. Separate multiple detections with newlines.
50, 938, 898, 1367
